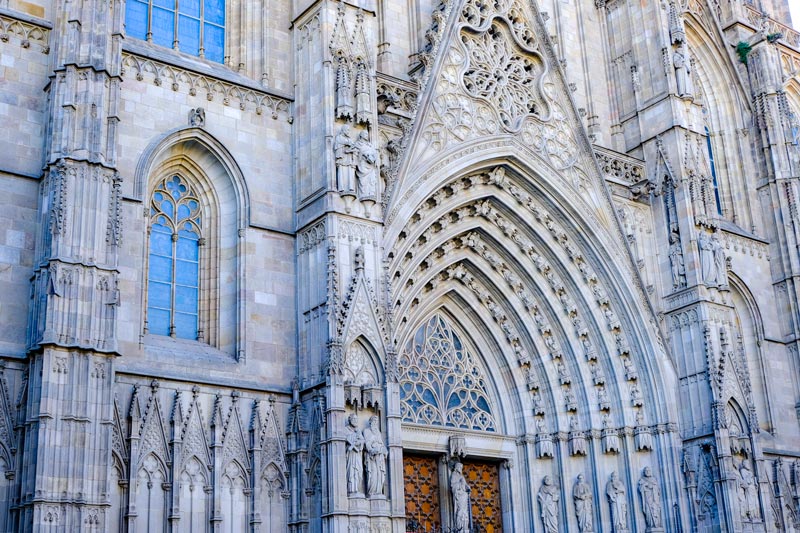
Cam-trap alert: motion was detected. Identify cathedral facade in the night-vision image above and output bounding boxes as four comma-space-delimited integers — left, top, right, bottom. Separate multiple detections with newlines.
0, 0, 799, 530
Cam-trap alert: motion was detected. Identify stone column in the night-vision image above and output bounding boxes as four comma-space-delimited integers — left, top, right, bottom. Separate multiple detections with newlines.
19, 0, 123, 529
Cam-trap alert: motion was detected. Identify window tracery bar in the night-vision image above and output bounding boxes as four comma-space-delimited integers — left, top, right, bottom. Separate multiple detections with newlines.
399, 314, 497, 432
125, 0, 225, 63
147, 175, 202, 340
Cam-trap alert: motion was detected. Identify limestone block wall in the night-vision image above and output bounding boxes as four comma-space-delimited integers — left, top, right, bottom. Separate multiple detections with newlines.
0, 8, 50, 176
0, 173, 38, 357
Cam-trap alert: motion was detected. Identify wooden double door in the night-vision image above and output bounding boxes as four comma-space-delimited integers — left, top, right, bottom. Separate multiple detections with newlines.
403, 454, 503, 533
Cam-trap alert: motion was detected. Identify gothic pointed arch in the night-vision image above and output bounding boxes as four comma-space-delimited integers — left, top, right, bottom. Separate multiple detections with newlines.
133, 126, 250, 221
684, 14, 755, 227
137, 127, 247, 357
386, 159, 677, 433
0, 367, 15, 470
258, 400, 288, 492
399, 312, 498, 432
727, 274, 771, 432
382, 0, 677, 440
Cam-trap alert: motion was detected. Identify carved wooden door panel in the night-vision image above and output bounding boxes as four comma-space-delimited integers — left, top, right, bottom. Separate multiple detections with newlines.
403, 455, 442, 532
462, 460, 503, 533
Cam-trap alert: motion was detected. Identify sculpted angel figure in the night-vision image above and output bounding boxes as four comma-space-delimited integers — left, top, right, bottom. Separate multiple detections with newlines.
355, 130, 378, 201
334, 125, 357, 195
668, 230, 686, 288
698, 232, 717, 286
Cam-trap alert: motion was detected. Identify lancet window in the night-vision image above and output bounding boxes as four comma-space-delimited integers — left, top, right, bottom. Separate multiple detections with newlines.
399, 314, 497, 432
125, 0, 225, 63
147, 175, 203, 340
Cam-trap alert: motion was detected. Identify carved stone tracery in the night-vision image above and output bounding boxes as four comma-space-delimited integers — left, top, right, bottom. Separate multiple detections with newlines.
398, 314, 497, 431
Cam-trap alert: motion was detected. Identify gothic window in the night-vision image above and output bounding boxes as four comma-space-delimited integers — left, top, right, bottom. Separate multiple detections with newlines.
147, 175, 203, 340
703, 123, 723, 215
399, 314, 497, 432
125, 0, 226, 63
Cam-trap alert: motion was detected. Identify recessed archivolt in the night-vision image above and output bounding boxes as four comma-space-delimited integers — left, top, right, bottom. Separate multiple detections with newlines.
387, 167, 666, 435
394, 232, 624, 435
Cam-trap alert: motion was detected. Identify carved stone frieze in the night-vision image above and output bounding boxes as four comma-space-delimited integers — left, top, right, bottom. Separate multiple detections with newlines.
121, 53, 291, 119
0, 12, 50, 53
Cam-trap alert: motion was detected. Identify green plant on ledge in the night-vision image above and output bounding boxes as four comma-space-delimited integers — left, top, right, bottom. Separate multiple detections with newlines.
736, 41, 752, 64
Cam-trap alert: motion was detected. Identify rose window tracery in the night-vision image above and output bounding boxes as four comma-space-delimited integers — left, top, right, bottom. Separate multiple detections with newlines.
460, 21, 544, 131
399, 314, 496, 431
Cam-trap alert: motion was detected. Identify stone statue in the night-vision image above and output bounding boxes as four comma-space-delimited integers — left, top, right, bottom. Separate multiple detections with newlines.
334, 125, 357, 195
623, 357, 638, 381
362, 415, 387, 497
573, 473, 594, 532
668, 230, 686, 289
355, 130, 378, 201
536, 419, 554, 457
630, 383, 644, 407
738, 461, 760, 520
538, 475, 560, 533
450, 462, 471, 532
698, 233, 717, 286
189, 107, 205, 127
711, 235, 728, 287
335, 56, 353, 120
569, 416, 587, 456
673, 47, 693, 97
345, 414, 364, 496
606, 471, 629, 532
638, 467, 663, 531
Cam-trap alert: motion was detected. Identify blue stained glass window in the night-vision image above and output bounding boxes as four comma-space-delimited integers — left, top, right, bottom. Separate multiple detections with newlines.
147, 175, 202, 341
124, 0, 225, 64
704, 125, 723, 215
125, 0, 149, 40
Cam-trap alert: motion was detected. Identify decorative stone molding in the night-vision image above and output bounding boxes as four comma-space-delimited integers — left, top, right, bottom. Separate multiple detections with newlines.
376, 74, 418, 118
0, 11, 50, 53
298, 220, 327, 254
594, 146, 645, 185
121, 53, 292, 120
743, 4, 800, 49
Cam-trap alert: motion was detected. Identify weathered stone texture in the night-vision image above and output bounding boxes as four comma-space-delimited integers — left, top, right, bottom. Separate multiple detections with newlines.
0, 0, 798, 531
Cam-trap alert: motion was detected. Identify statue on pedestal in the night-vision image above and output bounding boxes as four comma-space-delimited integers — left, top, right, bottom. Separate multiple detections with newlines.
345, 414, 364, 496
606, 471, 629, 532
638, 467, 663, 531
362, 415, 387, 497
573, 473, 594, 532
450, 462, 471, 532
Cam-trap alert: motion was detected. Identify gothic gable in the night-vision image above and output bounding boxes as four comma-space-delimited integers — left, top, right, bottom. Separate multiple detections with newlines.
337, 248, 388, 365
181, 388, 212, 470
389, 0, 606, 220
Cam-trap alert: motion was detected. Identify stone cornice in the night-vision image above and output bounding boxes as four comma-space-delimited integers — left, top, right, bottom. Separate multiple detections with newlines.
0, 8, 50, 54
121, 48, 293, 121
